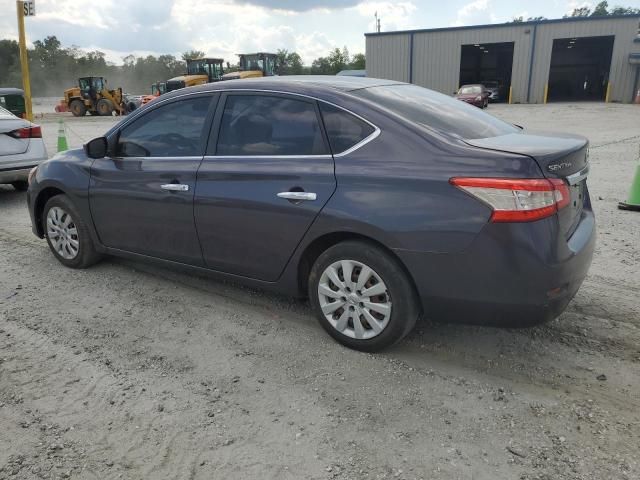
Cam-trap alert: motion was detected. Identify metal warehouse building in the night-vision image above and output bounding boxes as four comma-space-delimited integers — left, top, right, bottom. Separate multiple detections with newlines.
365, 15, 640, 103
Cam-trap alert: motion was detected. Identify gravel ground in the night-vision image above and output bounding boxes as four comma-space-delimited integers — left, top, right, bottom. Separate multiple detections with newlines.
1, 102, 639, 480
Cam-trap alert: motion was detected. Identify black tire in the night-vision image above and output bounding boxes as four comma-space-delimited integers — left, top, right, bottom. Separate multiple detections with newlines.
42, 195, 101, 269
69, 99, 86, 117
11, 181, 28, 191
308, 240, 419, 352
96, 99, 113, 116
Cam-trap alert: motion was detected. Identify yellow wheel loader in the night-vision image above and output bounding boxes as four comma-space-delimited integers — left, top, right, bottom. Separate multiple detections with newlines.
165, 58, 225, 93
61, 77, 126, 117
222, 52, 278, 80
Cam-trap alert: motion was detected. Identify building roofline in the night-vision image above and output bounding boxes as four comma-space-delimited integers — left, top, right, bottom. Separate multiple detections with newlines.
364, 14, 640, 37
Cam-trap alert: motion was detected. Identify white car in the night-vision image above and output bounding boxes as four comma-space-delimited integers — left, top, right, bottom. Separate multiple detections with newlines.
0, 106, 47, 191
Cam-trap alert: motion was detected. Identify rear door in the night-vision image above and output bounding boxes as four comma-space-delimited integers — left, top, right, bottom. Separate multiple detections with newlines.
194, 92, 336, 281
89, 93, 216, 265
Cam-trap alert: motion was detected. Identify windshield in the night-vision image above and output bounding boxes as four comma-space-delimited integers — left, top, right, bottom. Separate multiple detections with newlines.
187, 60, 207, 75
240, 55, 264, 72
353, 84, 518, 139
458, 86, 482, 94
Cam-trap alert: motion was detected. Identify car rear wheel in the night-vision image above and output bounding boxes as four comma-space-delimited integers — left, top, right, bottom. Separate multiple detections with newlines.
43, 195, 101, 269
11, 181, 28, 191
309, 241, 419, 352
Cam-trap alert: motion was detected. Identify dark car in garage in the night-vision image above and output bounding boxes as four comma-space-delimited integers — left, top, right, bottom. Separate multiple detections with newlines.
27, 76, 595, 351
455, 84, 490, 108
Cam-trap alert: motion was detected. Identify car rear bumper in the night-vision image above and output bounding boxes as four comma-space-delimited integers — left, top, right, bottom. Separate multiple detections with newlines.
0, 166, 34, 183
395, 209, 596, 327
0, 139, 47, 184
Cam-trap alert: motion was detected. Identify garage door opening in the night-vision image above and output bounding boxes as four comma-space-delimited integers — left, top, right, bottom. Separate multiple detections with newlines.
547, 36, 614, 102
459, 42, 514, 103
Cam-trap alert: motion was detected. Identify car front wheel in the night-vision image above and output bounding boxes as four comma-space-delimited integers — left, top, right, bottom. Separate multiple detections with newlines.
309, 240, 419, 352
42, 195, 101, 268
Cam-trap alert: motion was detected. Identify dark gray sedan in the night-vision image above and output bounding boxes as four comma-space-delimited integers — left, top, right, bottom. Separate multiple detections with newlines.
27, 76, 595, 351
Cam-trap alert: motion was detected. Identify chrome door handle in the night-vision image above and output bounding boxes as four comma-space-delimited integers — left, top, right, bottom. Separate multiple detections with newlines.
161, 183, 189, 192
277, 192, 317, 201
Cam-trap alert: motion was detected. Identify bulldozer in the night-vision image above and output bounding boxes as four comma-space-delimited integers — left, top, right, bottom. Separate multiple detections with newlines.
165, 58, 224, 93
61, 77, 126, 117
221, 53, 278, 80
141, 81, 167, 106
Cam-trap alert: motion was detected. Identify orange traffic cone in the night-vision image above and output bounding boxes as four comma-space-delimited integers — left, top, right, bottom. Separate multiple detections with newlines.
635, 88, 640, 104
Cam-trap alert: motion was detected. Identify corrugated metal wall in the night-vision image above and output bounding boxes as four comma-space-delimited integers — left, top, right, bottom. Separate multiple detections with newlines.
411, 25, 532, 103
531, 16, 640, 103
366, 34, 411, 83
365, 16, 640, 103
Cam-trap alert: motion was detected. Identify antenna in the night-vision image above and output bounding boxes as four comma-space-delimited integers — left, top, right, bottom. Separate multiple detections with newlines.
374, 11, 381, 33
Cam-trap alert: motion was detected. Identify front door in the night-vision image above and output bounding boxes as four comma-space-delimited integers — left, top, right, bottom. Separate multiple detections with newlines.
194, 92, 336, 281
89, 94, 216, 265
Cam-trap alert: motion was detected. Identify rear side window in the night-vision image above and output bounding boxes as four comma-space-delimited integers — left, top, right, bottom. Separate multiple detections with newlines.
353, 84, 518, 139
319, 103, 375, 154
217, 95, 328, 156
116, 97, 211, 157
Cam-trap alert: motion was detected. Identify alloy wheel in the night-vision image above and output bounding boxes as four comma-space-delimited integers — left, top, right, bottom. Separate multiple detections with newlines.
46, 206, 79, 260
317, 260, 392, 340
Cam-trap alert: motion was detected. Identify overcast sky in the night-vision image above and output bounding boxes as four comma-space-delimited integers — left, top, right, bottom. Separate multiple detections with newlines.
1, 0, 639, 64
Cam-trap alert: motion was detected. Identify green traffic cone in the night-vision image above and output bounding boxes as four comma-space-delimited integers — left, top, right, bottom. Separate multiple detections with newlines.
57, 120, 68, 152
618, 164, 640, 211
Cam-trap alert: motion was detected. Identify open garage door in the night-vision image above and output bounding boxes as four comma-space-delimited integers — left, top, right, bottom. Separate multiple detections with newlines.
459, 42, 514, 103
548, 36, 614, 102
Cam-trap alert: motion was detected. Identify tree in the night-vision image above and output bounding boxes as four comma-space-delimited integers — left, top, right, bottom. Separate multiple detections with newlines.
565, 6, 591, 17
181, 50, 205, 61
610, 6, 640, 14
591, 1, 609, 16
276, 49, 304, 75
350, 53, 365, 70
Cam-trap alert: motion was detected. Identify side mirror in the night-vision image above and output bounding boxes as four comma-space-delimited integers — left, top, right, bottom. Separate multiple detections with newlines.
84, 137, 108, 159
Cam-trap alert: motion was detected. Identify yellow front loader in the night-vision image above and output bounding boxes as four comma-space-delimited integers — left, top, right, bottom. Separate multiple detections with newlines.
61, 77, 126, 117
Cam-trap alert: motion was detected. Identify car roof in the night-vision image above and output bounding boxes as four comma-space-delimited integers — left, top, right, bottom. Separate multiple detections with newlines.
167, 75, 406, 100
0, 88, 24, 96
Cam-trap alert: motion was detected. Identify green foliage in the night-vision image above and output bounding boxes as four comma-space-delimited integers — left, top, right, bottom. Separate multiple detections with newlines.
564, 2, 639, 17
508, 15, 547, 23
310, 46, 364, 75
181, 50, 206, 61
0, 36, 366, 96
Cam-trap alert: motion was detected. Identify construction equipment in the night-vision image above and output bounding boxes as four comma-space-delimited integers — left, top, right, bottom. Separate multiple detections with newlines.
151, 81, 166, 96
60, 77, 126, 117
222, 53, 278, 80
166, 58, 224, 93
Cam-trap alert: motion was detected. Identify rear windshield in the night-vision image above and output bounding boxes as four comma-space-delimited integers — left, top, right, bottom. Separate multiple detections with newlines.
353, 84, 518, 139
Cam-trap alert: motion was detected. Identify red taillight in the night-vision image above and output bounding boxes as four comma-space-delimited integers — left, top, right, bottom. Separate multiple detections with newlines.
450, 177, 570, 223
8, 125, 41, 139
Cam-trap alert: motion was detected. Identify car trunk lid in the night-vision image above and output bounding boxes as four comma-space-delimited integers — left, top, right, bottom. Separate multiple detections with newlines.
0, 115, 30, 156
465, 131, 589, 238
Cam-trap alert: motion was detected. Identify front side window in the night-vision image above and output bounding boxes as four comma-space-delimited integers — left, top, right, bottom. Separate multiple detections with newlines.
216, 95, 328, 156
116, 97, 211, 157
319, 103, 375, 154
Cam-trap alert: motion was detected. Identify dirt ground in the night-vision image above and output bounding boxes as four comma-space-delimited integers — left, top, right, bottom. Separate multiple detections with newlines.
1, 103, 639, 480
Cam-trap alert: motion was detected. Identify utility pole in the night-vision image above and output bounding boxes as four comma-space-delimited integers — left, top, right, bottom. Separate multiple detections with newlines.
374, 12, 381, 33
16, 0, 34, 121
